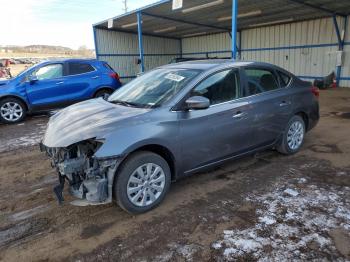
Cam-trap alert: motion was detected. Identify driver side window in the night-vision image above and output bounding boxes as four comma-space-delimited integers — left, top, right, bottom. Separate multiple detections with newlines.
192, 69, 240, 105
34, 64, 63, 80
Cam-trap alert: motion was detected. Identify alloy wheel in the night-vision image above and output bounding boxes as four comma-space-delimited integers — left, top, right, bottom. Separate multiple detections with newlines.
127, 163, 166, 207
287, 120, 304, 150
0, 102, 23, 122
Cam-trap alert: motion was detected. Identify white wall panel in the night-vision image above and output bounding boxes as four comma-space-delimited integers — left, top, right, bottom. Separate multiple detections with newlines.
95, 16, 350, 86
179, 16, 349, 87
95, 29, 180, 79
240, 16, 349, 86
181, 32, 234, 58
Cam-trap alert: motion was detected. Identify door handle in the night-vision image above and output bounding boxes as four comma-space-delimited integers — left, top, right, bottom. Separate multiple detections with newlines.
56, 81, 64, 85
233, 111, 246, 119
91, 76, 100, 79
279, 101, 290, 107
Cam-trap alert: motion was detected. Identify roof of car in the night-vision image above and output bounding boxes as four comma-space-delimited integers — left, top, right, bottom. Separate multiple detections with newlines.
37, 58, 98, 65
57, 58, 97, 63
161, 60, 274, 70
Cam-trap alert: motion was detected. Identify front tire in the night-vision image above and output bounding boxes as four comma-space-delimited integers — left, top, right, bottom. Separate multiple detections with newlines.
277, 115, 305, 155
114, 151, 171, 214
0, 98, 27, 124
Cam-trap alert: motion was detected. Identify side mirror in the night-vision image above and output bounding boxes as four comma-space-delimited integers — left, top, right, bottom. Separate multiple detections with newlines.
185, 96, 210, 110
28, 75, 38, 84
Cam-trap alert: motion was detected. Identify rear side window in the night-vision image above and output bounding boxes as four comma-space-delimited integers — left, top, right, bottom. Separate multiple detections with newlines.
278, 71, 291, 87
68, 62, 95, 75
244, 68, 279, 96
192, 69, 240, 105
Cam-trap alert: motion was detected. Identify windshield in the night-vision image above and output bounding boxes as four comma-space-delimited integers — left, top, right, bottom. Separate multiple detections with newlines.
108, 68, 201, 108
16, 63, 38, 77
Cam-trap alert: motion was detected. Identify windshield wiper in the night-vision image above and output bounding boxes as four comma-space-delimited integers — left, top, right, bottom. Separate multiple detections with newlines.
109, 100, 142, 108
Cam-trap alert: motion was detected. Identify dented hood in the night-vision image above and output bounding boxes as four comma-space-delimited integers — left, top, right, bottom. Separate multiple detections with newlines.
42, 98, 150, 148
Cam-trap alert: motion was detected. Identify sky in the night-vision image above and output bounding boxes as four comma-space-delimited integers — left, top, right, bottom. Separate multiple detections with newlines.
0, 0, 158, 50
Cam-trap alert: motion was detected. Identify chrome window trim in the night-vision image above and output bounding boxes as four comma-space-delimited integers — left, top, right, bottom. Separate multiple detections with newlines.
30, 62, 97, 81
171, 79, 292, 113
170, 64, 295, 113
276, 70, 293, 88
170, 65, 241, 112
32, 63, 65, 81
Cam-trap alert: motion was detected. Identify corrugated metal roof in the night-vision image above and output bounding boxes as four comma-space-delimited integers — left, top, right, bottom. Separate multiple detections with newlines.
94, 0, 350, 38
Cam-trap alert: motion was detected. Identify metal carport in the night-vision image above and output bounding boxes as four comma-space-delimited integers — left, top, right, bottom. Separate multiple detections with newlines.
93, 0, 350, 86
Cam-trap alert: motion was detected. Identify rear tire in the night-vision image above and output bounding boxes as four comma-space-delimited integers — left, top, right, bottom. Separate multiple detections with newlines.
0, 98, 27, 124
277, 115, 305, 155
114, 151, 171, 214
94, 89, 113, 100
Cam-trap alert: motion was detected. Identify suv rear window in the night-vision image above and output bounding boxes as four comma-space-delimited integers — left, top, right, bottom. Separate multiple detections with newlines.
68, 62, 94, 75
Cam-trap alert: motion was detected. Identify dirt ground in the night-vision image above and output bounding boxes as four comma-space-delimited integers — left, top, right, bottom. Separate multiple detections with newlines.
0, 89, 349, 261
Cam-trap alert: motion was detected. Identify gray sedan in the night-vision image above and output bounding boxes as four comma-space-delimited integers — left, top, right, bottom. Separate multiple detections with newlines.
41, 60, 319, 214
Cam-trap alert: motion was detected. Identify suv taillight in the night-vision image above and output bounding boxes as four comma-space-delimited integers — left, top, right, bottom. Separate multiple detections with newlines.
109, 72, 120, 81
311, 86, 320, 98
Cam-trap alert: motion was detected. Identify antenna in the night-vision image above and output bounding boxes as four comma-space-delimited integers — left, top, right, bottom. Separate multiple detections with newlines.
122, 0, 128, 13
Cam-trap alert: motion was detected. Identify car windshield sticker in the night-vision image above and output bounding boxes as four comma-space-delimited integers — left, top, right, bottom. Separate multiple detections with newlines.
165, 73, 185, 82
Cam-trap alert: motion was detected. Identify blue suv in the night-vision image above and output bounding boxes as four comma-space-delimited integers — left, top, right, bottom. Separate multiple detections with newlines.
0, 59, 122, 123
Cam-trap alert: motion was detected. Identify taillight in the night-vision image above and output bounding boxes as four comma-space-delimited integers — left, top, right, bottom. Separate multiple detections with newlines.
311, 86, 320, 98
109, 72, 120, 81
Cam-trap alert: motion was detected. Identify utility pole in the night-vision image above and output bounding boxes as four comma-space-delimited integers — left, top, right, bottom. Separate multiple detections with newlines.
122, 0, 128, 13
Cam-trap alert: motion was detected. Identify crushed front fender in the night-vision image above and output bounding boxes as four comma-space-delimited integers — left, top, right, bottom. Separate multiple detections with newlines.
41, 139, 121, 205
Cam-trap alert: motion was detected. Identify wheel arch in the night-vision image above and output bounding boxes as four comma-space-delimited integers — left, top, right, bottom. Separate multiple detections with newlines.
294, 111, 309, 131
117, 144, 177, 182
0, 95, 30, 111
92, 86, 114, 98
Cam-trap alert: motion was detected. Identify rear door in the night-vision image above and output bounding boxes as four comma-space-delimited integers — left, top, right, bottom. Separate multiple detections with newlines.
63, 61, 100, 100
178, 68, 255, 173
242, 66, 293, 147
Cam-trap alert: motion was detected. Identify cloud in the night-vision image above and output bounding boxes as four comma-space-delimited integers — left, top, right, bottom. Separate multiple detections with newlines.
0, 0, 158, 49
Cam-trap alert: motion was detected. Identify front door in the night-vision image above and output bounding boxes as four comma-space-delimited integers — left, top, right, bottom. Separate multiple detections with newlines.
26, 63, 68, 109
178, 68, 254, 173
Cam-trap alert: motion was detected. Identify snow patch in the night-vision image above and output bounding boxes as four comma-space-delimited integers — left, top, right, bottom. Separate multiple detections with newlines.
0, 123, 46, 152
283, 188, 299, 197
258, 216, 276, 225
212, 176, 350, 260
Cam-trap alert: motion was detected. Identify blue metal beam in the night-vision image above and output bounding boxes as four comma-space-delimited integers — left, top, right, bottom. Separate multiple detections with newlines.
238, 30, 242, 59
333, 15, 342, 49
287, 0, 346, 17
95, 26, 181, 40
228, 31, 240, 57
341, 16, 348, 50
137, 11, 145, 73
93, 0, 171, 27
333, 15, 348, 87
231, 0, 238, 60
142, 12, 230, 31
92, 26, 99, 59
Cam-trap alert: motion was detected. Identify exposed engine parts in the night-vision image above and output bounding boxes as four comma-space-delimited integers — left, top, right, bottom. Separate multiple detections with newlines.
40, 140, 119, 205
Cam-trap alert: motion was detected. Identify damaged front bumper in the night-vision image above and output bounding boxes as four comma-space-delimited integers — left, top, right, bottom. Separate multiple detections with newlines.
40, 140, 121, 206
